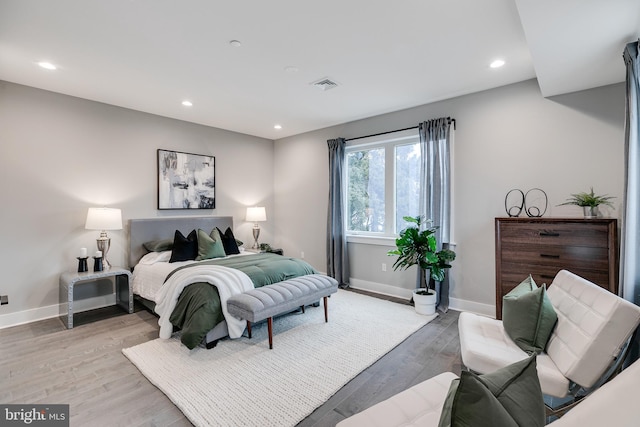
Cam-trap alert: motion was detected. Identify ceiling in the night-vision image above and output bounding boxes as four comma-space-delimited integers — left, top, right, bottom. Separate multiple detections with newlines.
1, 0, 638, 140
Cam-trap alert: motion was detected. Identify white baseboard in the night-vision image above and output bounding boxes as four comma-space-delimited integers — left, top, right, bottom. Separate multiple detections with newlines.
348, 278, 495, 318
448, 297, 495, 318
348, 278, 413, 300
0, 294, 116, 329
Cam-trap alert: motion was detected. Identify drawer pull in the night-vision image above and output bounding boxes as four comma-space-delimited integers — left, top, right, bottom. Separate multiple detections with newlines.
540, 254, 560, 259
539, 231, 560, 237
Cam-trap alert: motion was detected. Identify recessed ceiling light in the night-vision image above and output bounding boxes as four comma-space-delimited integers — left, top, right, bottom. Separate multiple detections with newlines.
229, 40, 242, 47
274, 124, 282, 130
284, 66, 299, 73
490, 59, 505, 69
38, 61, 57, 70
182, 100, 193, 107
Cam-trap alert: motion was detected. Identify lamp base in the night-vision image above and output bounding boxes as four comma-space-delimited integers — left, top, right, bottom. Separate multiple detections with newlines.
97, 236, 112, 270
252, 225, 261, 250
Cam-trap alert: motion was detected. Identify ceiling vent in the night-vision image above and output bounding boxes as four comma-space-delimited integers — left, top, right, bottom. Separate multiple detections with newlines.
311, 77, 339, 91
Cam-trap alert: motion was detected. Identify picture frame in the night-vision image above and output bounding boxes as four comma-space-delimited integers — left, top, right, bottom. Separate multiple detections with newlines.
157, 149, 216, 209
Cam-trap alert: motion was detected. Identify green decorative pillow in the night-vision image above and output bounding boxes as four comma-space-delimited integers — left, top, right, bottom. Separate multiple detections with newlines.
195, 228, 226, 261
438, 354, 545, 427
502, 275, 558, 354
143, 238, 174, 252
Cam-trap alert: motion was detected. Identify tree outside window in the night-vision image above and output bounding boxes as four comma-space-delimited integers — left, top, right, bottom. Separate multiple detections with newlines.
346, 131, 420, 236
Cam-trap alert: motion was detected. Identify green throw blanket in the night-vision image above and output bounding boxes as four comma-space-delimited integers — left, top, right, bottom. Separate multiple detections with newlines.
168, 253, 318, 349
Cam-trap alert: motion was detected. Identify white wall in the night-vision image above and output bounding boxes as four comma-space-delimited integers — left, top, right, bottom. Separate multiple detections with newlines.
0, 81, 274, 327
273, 79, 626, 316
0, 78, 626, 327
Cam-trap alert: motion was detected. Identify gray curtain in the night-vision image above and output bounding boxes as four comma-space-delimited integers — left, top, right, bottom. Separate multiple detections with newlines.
327, 138, 350, 287
418, 118, 453, 311
622, 41, 640, 362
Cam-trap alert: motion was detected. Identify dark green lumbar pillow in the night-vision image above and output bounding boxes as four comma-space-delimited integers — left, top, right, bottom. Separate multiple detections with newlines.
502, 275, 558, 354
438, 354, 545, 427
195, 228, 226, 261
143, 238, 174, 252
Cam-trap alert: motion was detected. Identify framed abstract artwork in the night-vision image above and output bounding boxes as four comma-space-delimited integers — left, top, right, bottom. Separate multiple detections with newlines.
157, 149, 216, 209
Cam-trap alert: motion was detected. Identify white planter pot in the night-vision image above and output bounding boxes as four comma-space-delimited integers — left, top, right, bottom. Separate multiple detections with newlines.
583, 206, 598, 218
413, 289, 437, 315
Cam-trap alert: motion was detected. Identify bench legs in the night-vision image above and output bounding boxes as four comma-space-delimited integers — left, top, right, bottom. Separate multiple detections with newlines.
245, 296, 331, 349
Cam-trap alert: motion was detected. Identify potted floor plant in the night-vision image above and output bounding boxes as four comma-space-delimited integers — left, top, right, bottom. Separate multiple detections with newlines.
558, 187, 615, 218
387, 216, 456, 315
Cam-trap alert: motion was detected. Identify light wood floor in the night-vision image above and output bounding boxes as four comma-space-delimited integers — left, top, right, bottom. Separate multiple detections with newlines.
0, 291, 462, 427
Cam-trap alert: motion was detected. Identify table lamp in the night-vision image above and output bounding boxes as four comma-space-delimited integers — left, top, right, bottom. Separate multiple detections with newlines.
246, 206, 267, 249
85, 207, 122, 270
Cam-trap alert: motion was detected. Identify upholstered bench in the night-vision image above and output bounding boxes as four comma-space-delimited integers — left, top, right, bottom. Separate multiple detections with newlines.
227, 274, 338, 349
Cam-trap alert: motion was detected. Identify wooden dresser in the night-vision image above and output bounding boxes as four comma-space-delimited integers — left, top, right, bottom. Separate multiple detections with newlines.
495, 217, 618, 319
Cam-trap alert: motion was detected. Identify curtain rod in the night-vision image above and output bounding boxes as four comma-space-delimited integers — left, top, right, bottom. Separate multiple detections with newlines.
345, 118, 456, 142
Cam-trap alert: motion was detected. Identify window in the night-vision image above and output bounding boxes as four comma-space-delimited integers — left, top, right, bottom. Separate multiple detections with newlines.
345, 129, 421, 237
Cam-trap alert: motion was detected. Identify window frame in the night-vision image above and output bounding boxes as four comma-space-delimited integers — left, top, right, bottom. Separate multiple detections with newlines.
344, 128, 420, 244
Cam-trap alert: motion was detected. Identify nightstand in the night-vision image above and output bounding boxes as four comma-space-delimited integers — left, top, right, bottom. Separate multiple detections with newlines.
245, 248, 284, 255
59, 267, 133, 329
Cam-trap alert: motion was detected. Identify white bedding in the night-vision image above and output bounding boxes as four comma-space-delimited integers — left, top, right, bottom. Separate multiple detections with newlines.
131, 250, 256, 340
131, 250, 251, 302
154, 264, 254, 339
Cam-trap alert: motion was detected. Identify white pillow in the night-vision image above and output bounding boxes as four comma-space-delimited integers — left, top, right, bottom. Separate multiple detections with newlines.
138, 250, 172, 265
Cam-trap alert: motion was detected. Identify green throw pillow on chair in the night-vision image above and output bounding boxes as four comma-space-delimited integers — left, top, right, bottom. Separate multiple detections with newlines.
502, 275, 558, 354
438, 354, 545, 427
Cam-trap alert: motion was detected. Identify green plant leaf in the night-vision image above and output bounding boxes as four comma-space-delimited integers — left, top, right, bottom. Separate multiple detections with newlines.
558, 187, 615, 208
387, 215, 456, 283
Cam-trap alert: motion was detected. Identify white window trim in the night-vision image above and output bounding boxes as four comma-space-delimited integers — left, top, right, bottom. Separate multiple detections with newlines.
346, 234, 397, 247
345, 128, 420, 241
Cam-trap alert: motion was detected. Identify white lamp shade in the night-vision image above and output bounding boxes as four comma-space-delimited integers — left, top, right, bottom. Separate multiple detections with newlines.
246, 206, 267, 222
85, 207, 123, 230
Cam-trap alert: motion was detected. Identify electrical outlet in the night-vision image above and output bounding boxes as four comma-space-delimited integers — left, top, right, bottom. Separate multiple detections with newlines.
382, 263, 387, 272
301, 251, 305, 259
0, 295, 8, 305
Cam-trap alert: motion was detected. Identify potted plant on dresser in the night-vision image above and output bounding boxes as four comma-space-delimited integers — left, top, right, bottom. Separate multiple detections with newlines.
558, 187, 615, 218
387, 216, 456, 315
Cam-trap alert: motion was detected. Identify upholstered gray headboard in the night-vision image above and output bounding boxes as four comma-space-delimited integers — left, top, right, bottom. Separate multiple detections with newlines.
128, 216, 234, 269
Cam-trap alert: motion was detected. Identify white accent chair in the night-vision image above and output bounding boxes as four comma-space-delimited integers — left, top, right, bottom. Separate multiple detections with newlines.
337, 270, 640, 426
459, 270, 640, 406
336, 372, 458, 427
336, 358, 640, 427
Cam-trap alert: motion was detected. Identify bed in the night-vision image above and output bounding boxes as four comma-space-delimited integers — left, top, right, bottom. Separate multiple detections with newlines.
128, 216, 318, 349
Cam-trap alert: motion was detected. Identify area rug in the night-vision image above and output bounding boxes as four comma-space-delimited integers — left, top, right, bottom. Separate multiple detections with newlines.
122, 290, 435, 427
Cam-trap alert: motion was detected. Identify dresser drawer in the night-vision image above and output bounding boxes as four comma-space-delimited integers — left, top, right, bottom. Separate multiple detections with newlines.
500, 242, 609, 271
499, 222, 610, 247
499, 264, 610, 289
497, 267, 611, 319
